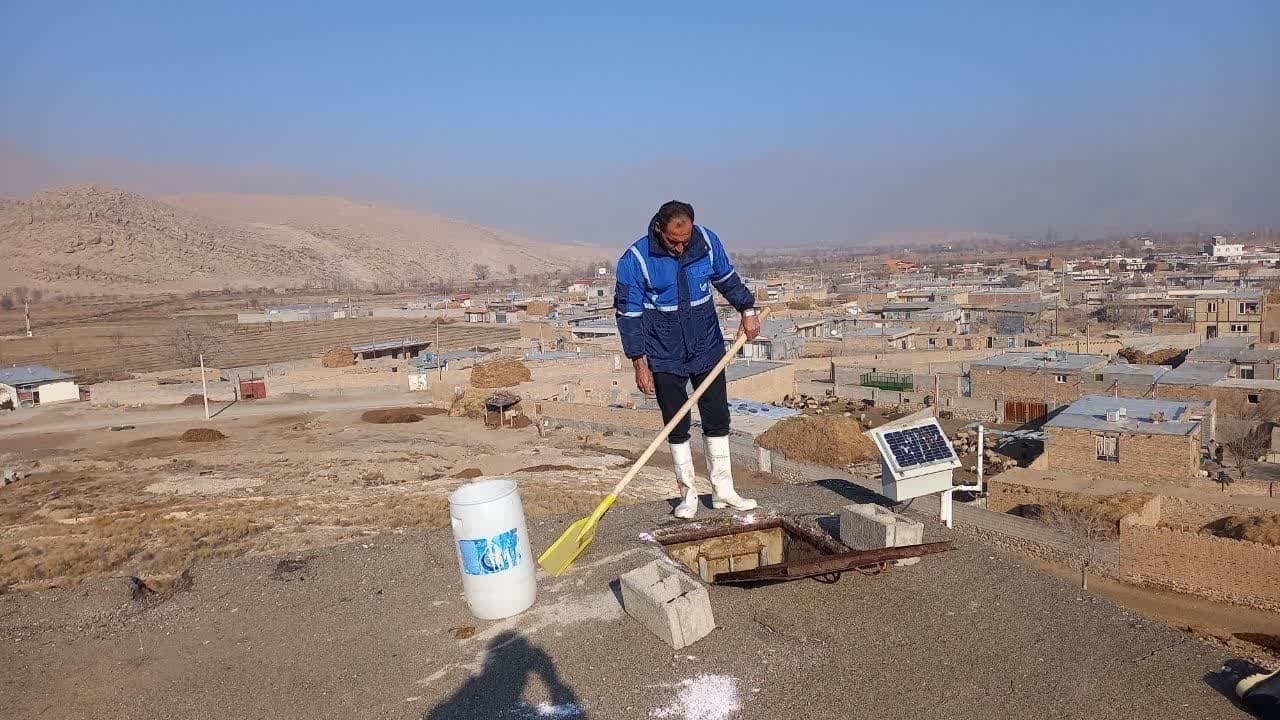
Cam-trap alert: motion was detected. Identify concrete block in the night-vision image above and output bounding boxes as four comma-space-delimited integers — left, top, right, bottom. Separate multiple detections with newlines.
840, 503, 925, 567
618, 560, 715, 650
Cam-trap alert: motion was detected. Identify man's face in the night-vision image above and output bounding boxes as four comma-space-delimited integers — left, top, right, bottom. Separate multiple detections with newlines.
656, 216, 693, 256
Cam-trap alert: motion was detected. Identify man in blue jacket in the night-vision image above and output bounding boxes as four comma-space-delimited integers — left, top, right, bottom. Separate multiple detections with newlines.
614, 200, 761, 518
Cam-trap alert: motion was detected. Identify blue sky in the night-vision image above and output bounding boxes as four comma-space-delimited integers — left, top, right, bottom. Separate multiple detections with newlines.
2, 1, 1277, 247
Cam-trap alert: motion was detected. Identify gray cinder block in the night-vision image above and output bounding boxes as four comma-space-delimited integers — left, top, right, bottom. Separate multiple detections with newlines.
839, 503, 925, 566
618, 560, 715, 649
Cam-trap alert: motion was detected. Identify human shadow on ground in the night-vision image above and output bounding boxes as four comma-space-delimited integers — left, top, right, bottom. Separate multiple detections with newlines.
1203, 657, 1277, 719
424, 631, 586, 719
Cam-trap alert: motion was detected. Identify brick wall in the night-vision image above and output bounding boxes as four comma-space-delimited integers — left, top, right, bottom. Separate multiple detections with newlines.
1120, 496, 1280, 612
968, 366, 1095, 405
1152, 382, 1279, 418
1044, 426, 1199, 482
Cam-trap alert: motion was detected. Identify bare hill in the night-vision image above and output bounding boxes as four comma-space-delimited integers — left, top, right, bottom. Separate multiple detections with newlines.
0, 185, 584, 293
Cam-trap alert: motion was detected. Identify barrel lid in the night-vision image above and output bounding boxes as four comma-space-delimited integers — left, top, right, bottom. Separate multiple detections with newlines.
448, 477, 517, 506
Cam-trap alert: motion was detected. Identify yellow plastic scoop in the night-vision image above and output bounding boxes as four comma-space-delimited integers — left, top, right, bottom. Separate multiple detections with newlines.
537, 308, 769, 576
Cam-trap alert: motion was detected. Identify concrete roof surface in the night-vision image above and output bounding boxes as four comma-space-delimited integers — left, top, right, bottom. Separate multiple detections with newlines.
972, 351, 1109, 372
0, 365, 73, 386
1046, 394, 1206, 436
0, 483, 1254, 720
1158, 362, 1232, 385
1186, 337, 1280, 363
1099, 363, 1169, 380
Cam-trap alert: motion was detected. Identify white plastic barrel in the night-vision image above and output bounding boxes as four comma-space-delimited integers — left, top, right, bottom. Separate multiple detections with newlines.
448, 478, 537, 620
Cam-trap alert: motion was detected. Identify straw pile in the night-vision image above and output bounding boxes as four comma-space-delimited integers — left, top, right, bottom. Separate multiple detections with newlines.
180, 428, 227, 442
1205, 514, 1280, 547
449, 387, 491, 418
757, 415, 876, 466
321, 346, 356, 368
471, 358, 532, 388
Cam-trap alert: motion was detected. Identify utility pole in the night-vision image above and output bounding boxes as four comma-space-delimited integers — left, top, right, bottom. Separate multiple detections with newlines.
24, 300, 31, 337
436, 318, 443, 380
199, 354, 210, 420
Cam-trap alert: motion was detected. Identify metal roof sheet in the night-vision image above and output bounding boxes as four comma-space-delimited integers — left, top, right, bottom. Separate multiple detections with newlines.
350, 338, 429, 353
0, 365, 73, 386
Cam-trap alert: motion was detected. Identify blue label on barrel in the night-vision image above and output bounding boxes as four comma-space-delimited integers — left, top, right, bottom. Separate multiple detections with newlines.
458, 528, 521, 575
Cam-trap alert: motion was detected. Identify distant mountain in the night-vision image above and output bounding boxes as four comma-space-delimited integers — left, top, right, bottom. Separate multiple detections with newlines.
0, 184, 588, 293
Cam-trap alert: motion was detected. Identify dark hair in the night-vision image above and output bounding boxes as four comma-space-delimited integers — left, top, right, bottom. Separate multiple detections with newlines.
655, 200, 694, 231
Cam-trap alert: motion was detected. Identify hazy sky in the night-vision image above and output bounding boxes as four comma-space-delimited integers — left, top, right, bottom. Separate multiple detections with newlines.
2, 1, 1277, 247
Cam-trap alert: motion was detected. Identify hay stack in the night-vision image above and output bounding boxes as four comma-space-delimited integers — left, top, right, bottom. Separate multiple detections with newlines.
1206, 514, 1280, 547
449, 387, 491, 419
471, 358, 532, 388
321, 346, 356, 368
757, 415, 876, 467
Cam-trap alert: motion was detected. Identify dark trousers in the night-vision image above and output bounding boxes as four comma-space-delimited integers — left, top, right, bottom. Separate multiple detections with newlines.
653, 369, 730, 445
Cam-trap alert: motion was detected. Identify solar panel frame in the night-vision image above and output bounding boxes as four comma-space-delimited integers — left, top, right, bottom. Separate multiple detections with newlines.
872, 419, 960, 474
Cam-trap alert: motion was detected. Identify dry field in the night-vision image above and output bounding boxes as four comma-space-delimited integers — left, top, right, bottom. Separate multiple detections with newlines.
0, 294, 518, 377
0, 407, 693, 592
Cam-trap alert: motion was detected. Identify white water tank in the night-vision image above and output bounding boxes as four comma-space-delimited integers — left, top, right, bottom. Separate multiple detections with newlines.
448, 478, 537, 619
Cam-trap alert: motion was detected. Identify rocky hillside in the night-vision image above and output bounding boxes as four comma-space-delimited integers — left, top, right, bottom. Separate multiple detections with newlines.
0, 185, 585, 293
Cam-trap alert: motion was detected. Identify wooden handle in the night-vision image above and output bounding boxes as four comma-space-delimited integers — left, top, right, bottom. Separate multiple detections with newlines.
608, 307, 771, 497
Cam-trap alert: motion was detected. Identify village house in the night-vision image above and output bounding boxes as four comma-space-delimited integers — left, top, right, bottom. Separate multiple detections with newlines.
0, 365, 80, 408
1192, 290, 1261, 340
967, 351, 1109, 423
1042, 395, 1210, 483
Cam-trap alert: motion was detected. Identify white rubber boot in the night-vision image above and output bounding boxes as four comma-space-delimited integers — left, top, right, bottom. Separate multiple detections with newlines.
705, 436, 757, 511
670, 441, 699, 519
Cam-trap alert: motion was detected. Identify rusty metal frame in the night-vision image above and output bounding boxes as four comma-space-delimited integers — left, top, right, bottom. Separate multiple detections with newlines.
648, 513, 953, 585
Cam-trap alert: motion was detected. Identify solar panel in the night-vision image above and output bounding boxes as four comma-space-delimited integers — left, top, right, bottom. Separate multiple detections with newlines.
882, 424, 956, 469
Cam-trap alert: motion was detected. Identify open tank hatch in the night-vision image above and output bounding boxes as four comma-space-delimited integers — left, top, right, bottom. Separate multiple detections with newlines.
649, 515, 953, 585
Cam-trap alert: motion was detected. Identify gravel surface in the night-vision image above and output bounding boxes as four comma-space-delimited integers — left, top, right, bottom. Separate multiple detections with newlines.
0, 482, 1259, 719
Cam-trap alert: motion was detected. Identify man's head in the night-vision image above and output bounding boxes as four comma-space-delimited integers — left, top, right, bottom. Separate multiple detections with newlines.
653, 200, 695, 256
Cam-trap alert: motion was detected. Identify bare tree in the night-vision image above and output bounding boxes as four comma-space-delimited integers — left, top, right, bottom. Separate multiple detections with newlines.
473, 264, 490, 281
1042, 503, 1112, 590
1219, 417, 1270, 488
167, 322, 225, 368
507, 263, 518, 278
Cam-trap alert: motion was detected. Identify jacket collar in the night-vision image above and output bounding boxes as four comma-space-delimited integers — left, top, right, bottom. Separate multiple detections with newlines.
646, 220, 709, 265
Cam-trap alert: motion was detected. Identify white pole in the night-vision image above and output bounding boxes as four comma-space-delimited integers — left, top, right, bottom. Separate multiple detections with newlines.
436, 319, 442, 380
199, 354, 210, 420
976, 424, 985, 491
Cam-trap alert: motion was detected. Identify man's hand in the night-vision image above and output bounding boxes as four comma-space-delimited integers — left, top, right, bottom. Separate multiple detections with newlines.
739, 310, 761, 341
633, 356, 655, 396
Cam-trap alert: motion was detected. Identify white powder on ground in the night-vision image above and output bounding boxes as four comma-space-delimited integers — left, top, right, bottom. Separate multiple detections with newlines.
649, 674, 742, 720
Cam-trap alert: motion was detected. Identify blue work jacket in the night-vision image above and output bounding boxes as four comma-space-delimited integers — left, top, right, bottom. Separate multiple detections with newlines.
614, 221, 755, 376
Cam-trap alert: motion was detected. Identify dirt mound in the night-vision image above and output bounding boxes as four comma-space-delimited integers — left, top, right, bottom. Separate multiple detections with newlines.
179, 428, 227, 443
1116, 347, 1186, 366
451, 468, 483, 479
471, 358, 532, 388
514, 464, 581, 473
361, 406, 446, 423
510, 414, 533, 429
321, 347, 355, 368
181, 394, 206, 406
757, 415, 876, 466
1204, 514, 1280, 546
